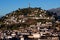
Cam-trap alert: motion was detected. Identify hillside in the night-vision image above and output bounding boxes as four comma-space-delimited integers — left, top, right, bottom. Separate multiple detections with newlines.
48, 7, 60, 16
0, 7, 57, 30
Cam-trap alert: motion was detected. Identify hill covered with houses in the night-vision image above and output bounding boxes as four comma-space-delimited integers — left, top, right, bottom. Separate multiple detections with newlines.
0, 7, 59, 30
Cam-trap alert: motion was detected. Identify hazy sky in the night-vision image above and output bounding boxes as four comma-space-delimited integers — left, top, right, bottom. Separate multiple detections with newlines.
0, 0, 60, 16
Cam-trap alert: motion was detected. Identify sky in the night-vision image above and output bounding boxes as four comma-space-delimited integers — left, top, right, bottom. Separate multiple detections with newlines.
0, 0, 60, 16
